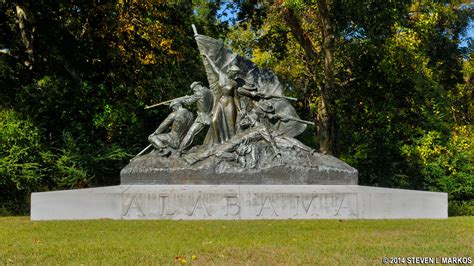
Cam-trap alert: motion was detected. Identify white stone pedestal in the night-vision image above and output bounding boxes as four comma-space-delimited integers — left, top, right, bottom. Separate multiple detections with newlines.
31, 185, 447, 220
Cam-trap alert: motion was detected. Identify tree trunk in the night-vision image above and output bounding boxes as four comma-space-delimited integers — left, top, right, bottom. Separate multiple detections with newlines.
315, 0, 336, 155
284, 3, 336, 155
15, 3, 35, 69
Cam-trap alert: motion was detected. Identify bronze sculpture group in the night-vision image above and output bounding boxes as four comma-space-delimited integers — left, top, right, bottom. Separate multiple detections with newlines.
141, 26, 315, 168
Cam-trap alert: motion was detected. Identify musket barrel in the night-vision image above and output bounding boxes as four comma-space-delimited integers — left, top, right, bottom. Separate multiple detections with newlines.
265, 93, 298, 101
280, 95, 298, 101
279, 115, 315, 125
145, 99, 173, 109
296, 119, 315, 125
130, 144, 153, 161
145, 95, 190, 109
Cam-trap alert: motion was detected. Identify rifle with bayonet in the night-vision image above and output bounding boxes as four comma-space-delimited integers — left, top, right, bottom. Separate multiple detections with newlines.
238, 86, 298, 101
144, 95, 191, 109
274, 114, 315, 125
258, 92, 297, 102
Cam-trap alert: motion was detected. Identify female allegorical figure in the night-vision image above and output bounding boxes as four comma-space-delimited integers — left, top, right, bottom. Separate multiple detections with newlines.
203, 54, 241, 144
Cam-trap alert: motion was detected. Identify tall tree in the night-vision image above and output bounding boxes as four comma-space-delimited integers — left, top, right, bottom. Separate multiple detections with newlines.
282, 1, 336, 155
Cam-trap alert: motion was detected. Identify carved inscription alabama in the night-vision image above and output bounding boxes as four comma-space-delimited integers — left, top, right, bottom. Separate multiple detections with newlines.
121, 192, 358, 219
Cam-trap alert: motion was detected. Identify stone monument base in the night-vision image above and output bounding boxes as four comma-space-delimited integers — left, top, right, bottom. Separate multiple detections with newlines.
31, 185, 447, 220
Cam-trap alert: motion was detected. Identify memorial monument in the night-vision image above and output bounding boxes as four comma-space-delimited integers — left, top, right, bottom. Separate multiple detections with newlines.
31, 26, 447, 220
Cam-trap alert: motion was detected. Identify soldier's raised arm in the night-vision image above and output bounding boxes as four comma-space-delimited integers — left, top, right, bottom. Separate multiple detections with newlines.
180, 94, 200, 106
203, 54, 226, 87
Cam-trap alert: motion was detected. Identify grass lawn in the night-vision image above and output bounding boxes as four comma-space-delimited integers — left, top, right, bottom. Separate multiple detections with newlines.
0, 217, 472, 265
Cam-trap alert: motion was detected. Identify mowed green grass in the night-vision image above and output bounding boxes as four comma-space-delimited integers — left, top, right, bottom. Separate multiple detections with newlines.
0, 217, 472, 265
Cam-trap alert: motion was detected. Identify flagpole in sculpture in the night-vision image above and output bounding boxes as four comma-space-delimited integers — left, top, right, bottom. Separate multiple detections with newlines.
31, 25, 448, 220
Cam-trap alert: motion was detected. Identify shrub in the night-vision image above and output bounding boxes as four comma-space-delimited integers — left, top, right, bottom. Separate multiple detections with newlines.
0, 109, 45, 214
401, 125, 474, 216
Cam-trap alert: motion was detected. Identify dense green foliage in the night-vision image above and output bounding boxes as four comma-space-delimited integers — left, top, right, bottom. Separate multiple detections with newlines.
1, 1, 472, 215
0, 217, 473, 264
0, 110, 44, 214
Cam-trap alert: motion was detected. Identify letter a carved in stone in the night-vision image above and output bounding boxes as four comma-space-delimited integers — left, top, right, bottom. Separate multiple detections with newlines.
189, 195, 211, 216
335, 194, 357, 217
123, 195, 146, 217
257, 196, 278, 216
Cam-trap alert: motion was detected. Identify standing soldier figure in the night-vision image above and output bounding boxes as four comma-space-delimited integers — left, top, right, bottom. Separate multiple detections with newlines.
178, 81, 214, 153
